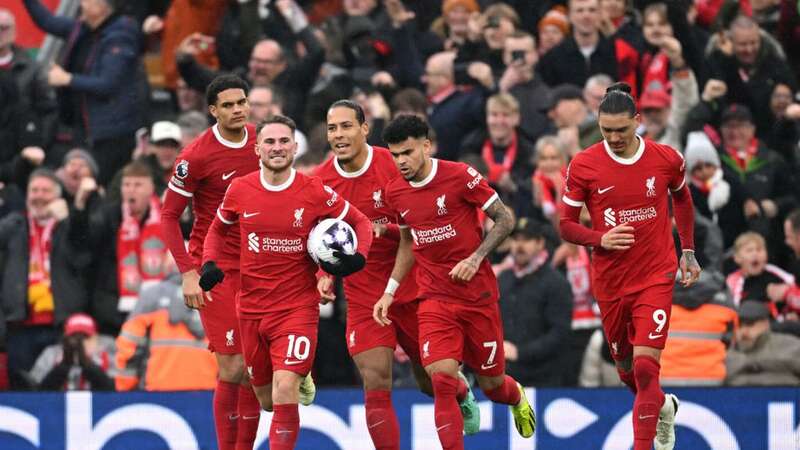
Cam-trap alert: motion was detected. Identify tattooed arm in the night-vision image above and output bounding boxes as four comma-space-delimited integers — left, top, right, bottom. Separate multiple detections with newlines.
449, 197, 514, 283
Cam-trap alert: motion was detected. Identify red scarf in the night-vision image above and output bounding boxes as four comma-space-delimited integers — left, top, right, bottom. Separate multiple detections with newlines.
565, 246, 600, 329
532, 167, 567, 218
482, 133, 518, 184
725, 138, 759, 171
27, 214, 56, 325
117, 196, 167, 312
640, 51, 670, 94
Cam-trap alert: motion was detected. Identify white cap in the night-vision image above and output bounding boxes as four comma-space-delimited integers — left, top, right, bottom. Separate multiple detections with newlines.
150, 121, 182, 144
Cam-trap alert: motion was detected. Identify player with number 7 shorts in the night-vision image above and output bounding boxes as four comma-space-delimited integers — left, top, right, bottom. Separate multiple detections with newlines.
202, 115, 373, 450
559, 82, 701, 450
375, 115, 536, 450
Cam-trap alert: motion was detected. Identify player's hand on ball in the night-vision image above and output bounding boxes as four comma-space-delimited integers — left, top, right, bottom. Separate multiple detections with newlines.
182, 269, 206, 309
317, 276, 335, 304
600, 223, 635, 250
373, 293, 394, 327
199, 261, 225, 292
679, 250, 701, 287
449, 255, 480, 283
321, 251, 366, 277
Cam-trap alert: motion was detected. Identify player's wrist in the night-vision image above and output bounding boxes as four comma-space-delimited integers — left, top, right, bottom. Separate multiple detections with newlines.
384, 278, 400, 296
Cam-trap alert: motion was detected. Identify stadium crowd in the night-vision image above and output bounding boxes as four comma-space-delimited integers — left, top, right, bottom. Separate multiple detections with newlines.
1, 0, 799, 392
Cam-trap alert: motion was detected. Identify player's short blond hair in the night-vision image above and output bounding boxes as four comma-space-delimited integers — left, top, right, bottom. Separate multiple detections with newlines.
733, 231, 766, 253
487, 93, 520, 114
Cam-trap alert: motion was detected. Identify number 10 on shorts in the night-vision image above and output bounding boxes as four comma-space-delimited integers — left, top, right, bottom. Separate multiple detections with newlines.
286, 334, 310, 363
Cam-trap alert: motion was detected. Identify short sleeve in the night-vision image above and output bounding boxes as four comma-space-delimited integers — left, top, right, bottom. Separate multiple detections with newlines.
667, 147, 687, 191
314, 179, 349, 220
216, 183, 239, 224
461, 164, 499, 211
167, 150, 200, 198
562, 159, 589, 208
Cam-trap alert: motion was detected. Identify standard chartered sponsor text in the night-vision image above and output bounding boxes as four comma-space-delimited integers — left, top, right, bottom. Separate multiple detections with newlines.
618, 206, 657, 223
414, 224, 458, 244
262, 237, 304, 253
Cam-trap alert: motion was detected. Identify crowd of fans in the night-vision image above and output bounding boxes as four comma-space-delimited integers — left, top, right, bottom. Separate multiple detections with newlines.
1, 0, 799, 392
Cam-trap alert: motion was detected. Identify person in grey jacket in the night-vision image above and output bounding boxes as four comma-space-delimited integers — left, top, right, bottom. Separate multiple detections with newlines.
497, 217, 573, 386
725, 301, 800, 386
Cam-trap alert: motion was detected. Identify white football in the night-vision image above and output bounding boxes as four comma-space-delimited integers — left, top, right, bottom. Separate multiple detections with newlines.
307, 218, 358, 265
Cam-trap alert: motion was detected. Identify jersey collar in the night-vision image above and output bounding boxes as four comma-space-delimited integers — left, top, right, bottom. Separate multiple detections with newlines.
260, 166, 296, 192
409, 158, 438, 188
603, 135, 645, 165
212, 124, 249, 149
333, 145, 373, 178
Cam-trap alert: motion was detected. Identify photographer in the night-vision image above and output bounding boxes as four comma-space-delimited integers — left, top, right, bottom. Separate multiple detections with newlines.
29, 313, 116, 391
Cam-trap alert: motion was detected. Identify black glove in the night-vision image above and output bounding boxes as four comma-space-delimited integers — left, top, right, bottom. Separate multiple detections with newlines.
319, 251, 366, 277
199, 261, 225, 291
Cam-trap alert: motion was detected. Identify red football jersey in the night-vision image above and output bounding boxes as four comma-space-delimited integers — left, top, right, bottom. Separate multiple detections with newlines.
166, 124, 259, 271
212, 169, 361, 317
384, 159, 500, 305
314, 146, 417, 307
562, 137, 686, 301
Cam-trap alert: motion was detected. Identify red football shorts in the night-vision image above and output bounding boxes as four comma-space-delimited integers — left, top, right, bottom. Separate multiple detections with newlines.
346, 300, 421, 363
597, 282, 674, 361
199, 269, 241, 355
239, 304, 319, 387
417, 297, 505, 377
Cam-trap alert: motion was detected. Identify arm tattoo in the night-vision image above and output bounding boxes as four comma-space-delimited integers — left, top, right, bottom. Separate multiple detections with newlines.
473, 198, 513, 261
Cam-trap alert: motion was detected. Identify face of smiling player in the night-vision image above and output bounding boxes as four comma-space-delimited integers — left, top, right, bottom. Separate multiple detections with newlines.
327, 106, 369, 167
256, 122, 297, 173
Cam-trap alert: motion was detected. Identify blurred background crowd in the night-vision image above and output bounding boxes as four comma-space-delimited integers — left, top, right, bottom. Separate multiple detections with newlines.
1, 0, 799, 393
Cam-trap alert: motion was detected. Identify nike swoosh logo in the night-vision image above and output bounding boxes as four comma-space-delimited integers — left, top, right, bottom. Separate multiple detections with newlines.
227, 414, 239, 420
222, 171, 236, 180
481, 363, 497, 370
598, 186, 615, 194
368, 419, 386, 429
241, 415, 260, 420
400, 209, 410, 218
436, 423, 451, 431
639, 414, 656, 420
243, 212, 259, 218
284, 359, 304, 366
648, 333, 663, 339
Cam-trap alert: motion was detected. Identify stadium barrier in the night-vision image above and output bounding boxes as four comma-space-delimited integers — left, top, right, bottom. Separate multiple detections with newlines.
0, 387, 797, 449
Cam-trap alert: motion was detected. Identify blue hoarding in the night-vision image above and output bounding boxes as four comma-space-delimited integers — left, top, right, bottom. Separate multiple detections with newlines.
0, 387, 797, 449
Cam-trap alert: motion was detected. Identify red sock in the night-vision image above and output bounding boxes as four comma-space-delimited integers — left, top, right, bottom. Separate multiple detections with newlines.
482, 375, 521, 406
617, 367, 638, 394
431, 373, 464, 450
364, 390, 400, 450
213, 380, 240, 450
632, 356, 665, 450
235, 385, 261, 450
456, 378, 467, 403
269, 403, 299, 450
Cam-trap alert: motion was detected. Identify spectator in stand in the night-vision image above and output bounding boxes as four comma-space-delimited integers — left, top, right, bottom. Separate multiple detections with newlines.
637, 36, 699, 151
0, 8, 57, 153
463, 93, 535, 217
708, 14, 796, 137
67, 161, 169, 336
176, 110, 209, 148
21, 0, 148, 186
0, 70, 46, 189
726, 232, 795, 321
537, 6, 570, 57
660, 273, 737, 386
498, 31, 552, 144
583, 74, 613, 120
497, 218, 573, 387
141, 121, 183, 195
175, 78, 205, 114
725, 300, 800, 386
0, 169, 88, 390
430, 0, 480, 51
766, 209, 800, 335
765, 83, 800, 168
247, 86, 309, 156
455, 3, 520, 78
115, 258, 217, 391
29, 313, 116, 391
537, 0, 639, 96
598, 0, 645, 52
423, 51, 487, 161
177, 0, 324, 129
684, 131, 746, 249
546, 84, 602, 151
531, 135, 568, 223
55, 149, 99, 206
